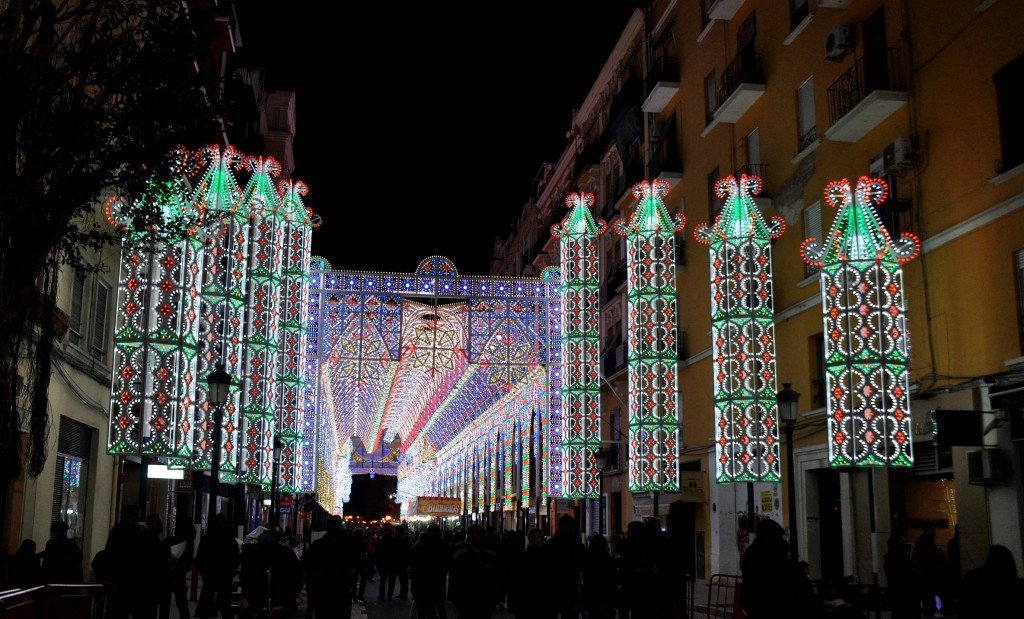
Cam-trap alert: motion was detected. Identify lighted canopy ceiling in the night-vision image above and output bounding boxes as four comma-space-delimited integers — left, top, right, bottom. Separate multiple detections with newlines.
615, 180, 685, 493
307, 257, 562, 512
695, 174, 786, 483
802, 177, 920, 467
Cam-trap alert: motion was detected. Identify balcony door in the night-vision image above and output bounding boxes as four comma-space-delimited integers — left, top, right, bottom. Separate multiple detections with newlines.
863, 6, 889, 94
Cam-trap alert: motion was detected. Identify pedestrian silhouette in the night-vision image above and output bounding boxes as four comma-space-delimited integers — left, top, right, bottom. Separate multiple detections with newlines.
884, 530, 919, 619
41, 520, 83, 583
958, 544, 1024, 618
740, 518, 809, 618
104, 505, 147, 619
580, 534, 616, 619
302, 514, 357, 619
448, 524, 500, 618
411, 523, 449, 619
160, 519, 196, 619
196, 513, 240, 619
10, 539, 41, 584
513, 528, 547, 618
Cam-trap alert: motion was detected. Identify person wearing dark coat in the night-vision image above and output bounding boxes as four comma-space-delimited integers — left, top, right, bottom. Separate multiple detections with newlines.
302, 514, 358, 619
138, 514, 172, 619
448, 524, 500, 618
350, 528, 373, 603
160, 520, 196, 619
104, 505, 147, 619
580, 535, 617, 619
240, 530, 302, 616
41, 521, 83, 583
740, 518, 810, 619
884, 530, 920, 619
375, 522, 400, 600
394, 525, 414, 599
411, 523, 449, 619
196, 513, 240, 619
9, 539, 42, 584
958, 544, 1024, 618
513, 528, 548, 618
616, 521, 658, 618
543, 514, 586, 619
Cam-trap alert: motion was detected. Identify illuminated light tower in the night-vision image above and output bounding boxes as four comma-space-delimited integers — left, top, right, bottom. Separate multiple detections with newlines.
106, 148, 206, 513
192, 144, 246, 481
276, 179, 316, 494
801, 177, 920, 467
694, 174, 786, 483
237, 155, 284, 488
551, 191, 607, 500
614, 180, 685, 495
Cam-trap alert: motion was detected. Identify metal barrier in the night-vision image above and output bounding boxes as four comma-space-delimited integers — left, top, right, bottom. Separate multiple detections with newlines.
0, 584, 105, 619
706, 573, 743, 619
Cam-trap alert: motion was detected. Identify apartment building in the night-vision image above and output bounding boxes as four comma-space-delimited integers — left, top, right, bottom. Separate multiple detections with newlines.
493, 0, 1024, 584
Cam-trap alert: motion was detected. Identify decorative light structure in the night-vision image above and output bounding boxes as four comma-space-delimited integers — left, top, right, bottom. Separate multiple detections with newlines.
551, 192, 606, 499
801, 176, 920, 467
694, 174, 786, 483
107, 154, 205, 460
614, 180, 685, 492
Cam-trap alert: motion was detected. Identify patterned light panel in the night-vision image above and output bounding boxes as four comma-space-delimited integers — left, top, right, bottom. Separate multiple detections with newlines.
801, 177, 920, 467
614, 180, 684, 493
695, 174, 786, 483
552, 192, 606, 499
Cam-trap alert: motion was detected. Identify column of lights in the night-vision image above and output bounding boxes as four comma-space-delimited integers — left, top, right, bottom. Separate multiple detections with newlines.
614, 180, 685, 493
801, 177, 920, 467
238, 156, 284, 487
301, 260, 328, 494
192, 145, 246, 478
277, 180, 314, 492
694, 174, 786, 483
551, 192, 606, 499
542, 266, 562, 499
107, 168, 204, 460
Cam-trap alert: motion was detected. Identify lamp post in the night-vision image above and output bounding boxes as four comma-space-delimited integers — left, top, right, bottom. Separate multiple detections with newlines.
777, 382, 801, 559
270, 435, 285, 530
205, 363, 232, 530
594, 447, 607, 535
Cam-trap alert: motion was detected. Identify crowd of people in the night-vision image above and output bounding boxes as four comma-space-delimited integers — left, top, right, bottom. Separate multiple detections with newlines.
5, 507, 1024, 618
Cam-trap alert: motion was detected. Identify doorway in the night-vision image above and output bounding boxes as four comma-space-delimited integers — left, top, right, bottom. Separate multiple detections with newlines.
816, 469, 844, 581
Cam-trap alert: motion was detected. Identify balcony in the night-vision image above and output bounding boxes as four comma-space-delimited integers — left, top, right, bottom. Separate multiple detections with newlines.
650, 116, 682, 186
735, 162, 771, 209
825, 48, 907, 143
615, 156, 645, 207
701, 41, 765, 137
603, 260, 627, 304
704, 0, 747, 21
642, 56, 681, 114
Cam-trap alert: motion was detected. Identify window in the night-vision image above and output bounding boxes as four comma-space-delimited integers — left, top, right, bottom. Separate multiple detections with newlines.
791, 0, 809, 31
995, 54, 1024, 173
89, 280, 111, 362
705, 70, 718, 125
803, 201, 822, 277
797, 76, 816, 151
68, 273, 87, 347
811, 334, 826, 409
707, 166, 723, 221
1017, 249, 1024, 353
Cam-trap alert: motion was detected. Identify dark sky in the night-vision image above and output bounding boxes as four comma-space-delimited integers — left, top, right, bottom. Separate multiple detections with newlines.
234, 2, 640, 276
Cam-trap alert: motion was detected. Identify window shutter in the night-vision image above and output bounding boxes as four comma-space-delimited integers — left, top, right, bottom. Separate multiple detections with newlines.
69, 274, 86, 345
90, 281, 110, 360
803, 201, 822, 241
798, 77, 816, 137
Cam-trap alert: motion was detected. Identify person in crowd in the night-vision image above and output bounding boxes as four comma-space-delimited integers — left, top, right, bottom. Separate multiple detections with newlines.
913, 524, 939, 617
302, 514, 358, 619
138, 513, 172, 619
411, 523, 449, 619
104, 505, 146, 619
543, 514, 585, 619
884, 530, 920, 619
10, 539, 41, 583
240, 529, 302, 617
616, 521, 658, 618
196, 513, 240, 619
350, 527, 373, 603
958, 544, 1024, 618
160, 519, 196, 619
513, 528, 547, 618
448, 523, 500, 618
375, 522, 399, 600
41, 520, 83, 583
740, 518, 811, 619
580, 534, 616, 619
394, 524, 414, 599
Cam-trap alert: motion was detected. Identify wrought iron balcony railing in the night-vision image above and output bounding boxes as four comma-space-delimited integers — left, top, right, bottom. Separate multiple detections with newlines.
826, 47, 906, 127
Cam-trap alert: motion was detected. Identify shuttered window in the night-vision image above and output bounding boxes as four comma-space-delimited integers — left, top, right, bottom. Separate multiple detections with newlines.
803, 201, 822, 277
90, 280, 111, 361
68, 273, 87, 347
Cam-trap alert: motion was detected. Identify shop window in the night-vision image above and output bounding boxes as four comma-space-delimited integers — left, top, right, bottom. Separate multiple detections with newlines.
52, 416, 92, 545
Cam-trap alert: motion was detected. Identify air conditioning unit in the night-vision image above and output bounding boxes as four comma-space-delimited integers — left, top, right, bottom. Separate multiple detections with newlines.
825, 24, 854, 60
967, 448, 1008, 485
869, 155, 885, 177
818, 0, 854, 8
882, 136, 913, 174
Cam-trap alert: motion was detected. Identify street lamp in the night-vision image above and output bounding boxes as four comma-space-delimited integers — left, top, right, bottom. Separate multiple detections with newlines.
777, 382, 801, 560
270, 435, 285, 530
594, 447, 608, 535
205, 363, 232, 530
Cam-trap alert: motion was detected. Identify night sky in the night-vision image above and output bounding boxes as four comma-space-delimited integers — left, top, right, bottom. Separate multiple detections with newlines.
234, 2, 640, 276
